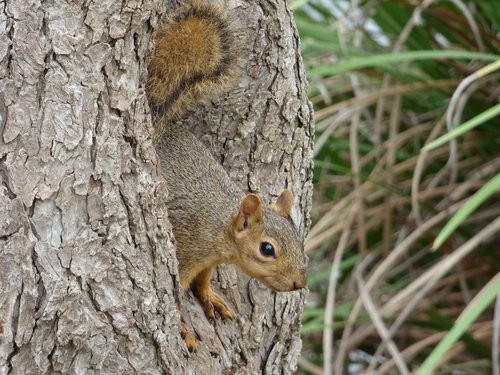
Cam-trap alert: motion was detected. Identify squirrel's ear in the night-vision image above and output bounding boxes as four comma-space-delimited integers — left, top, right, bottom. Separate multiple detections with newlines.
234, 194, 263, 233
270, 189, 294, 218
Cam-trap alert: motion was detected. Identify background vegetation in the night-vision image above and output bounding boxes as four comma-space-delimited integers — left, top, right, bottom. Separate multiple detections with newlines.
292, 1, 500, 374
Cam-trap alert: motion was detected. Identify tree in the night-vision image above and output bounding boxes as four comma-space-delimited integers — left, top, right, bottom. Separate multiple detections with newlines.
0, 0, 313, 373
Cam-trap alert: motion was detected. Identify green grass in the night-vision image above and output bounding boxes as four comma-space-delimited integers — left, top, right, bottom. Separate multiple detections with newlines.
307, 50, 499, 78
433, 173, 500, 250
422, 103, 500, 152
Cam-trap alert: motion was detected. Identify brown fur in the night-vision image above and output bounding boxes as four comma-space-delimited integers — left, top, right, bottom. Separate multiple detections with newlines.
155, 127, 308, 351
147, 0, 238, 120
148, 1, 307, 352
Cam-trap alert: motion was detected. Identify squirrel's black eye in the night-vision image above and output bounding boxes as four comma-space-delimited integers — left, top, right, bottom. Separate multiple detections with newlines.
260, 242, 275, 258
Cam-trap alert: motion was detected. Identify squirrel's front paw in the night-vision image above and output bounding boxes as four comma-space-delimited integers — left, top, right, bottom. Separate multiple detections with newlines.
197, 287, 235, 320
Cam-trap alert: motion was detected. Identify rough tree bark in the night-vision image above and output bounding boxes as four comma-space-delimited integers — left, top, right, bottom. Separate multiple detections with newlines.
0, 0, 313, 374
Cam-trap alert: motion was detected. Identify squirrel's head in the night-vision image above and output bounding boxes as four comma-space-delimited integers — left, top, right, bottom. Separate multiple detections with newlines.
230, 190, 308, 292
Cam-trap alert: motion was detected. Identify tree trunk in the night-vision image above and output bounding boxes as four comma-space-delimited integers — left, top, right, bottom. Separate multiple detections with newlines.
0, 0, 313, 374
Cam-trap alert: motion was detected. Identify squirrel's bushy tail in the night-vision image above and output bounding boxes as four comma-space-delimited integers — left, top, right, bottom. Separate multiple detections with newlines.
147, 1, 238, 119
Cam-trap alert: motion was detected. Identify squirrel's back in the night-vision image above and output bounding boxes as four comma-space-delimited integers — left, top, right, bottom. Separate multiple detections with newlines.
155, 125, 242, 225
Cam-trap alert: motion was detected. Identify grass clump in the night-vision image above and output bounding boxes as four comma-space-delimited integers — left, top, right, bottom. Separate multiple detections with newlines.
293, 0, 500, 374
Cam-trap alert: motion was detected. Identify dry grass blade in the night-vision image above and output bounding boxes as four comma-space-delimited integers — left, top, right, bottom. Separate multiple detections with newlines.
298, 357, 323, 375
383, 216, 500, 315
346, 217, 499, 363
333, 203, 461, 369
355, 264, 410, 375
493, 295, 500, 375
377, 322, 494, 375
322, 213, 355, 375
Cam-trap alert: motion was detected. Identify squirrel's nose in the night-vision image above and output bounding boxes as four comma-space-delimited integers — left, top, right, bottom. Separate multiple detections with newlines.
292, 277, 307, 291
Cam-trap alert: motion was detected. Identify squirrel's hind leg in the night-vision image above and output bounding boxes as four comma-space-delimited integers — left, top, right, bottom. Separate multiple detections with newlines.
193, 266, 235, 320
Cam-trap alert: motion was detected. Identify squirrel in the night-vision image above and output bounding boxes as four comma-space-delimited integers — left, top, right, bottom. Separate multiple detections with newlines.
147, 1, 308, 352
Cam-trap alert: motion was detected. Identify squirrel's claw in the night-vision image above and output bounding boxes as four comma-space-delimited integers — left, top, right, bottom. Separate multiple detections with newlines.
198, 287, 235, 320
181, 322, 198, 352
216, 299, 235, 320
